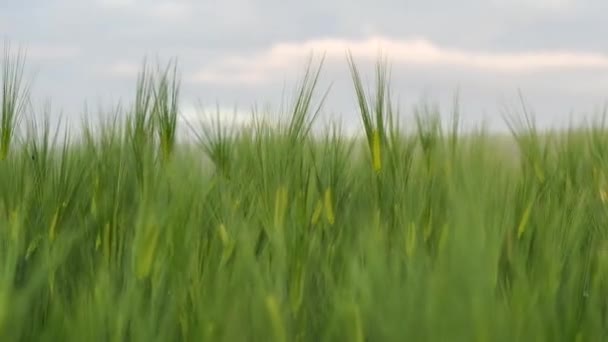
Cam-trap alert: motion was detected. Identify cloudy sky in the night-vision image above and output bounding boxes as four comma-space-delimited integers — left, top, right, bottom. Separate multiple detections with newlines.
2, 0, 608, 133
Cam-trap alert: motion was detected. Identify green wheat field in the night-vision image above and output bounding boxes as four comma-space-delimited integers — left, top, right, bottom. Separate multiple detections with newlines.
2, 46, 608, 341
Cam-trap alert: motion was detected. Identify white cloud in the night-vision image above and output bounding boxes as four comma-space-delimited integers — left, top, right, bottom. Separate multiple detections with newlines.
25, 44, 82, 61
103, 61, 141, 78
148, 2, 191, 20
491, 0, 574, 11
97, 0, 136, 9
178, 103, 265, 142
180, 104, 257, 128
189, 36, 608, 85
97, 0, 191, 20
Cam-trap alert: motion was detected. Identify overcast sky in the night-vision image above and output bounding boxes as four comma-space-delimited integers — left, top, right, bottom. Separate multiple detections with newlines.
2, 0, 608, 133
